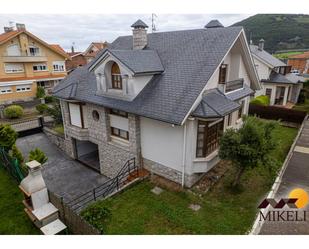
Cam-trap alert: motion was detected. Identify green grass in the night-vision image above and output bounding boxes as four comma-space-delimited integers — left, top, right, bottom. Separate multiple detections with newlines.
53, 124, 64, 135
293, 99, 309, 113
0, 168, 39, 234
274, 51, 303, 60
81, 124, 298, 235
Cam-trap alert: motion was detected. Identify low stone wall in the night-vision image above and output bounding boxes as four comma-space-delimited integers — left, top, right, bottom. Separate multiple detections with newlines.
43, 127, 67, 152
142, 158, 203, 188
49, 191, 100, 235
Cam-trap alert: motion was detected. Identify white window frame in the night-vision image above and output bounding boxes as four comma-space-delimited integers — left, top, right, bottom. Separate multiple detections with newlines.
53, 61, 65, 72
16, 84, 31, 92
68, 103, 83, 128
4, 63, 24, 73
33, 63, 47, 72
0, 87, 13, 94
29, 45, 40, 56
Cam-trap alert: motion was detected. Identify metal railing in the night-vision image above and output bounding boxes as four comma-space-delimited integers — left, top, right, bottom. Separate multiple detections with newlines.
66, 157, 137, 212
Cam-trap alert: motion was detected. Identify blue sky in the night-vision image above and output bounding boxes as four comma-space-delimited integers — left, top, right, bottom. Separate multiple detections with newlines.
0, 14, 251, 52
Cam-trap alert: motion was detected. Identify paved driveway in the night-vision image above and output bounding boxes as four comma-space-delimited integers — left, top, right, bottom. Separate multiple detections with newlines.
259, 118, 309, 234
17, 133, 109, 202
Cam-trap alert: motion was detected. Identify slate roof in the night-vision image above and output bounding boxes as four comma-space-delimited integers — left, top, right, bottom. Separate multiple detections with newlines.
204, 20, 224, 28
53, 26, 244, 125
262, 72, 304, 85
131, 19, 148, 28
225, 86, 254, 101
192, 89, 240, 119
92, 49, 164, 74
250, 45, 286, 68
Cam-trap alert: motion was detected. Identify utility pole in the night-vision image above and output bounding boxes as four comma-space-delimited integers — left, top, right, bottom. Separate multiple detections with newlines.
151, 13, 157, 33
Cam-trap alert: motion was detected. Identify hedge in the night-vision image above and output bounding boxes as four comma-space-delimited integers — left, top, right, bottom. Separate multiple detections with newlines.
250, 95, 270, 106
249, 104, 306, 124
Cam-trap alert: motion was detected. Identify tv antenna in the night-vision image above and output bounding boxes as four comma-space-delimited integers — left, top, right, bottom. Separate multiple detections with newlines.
151, 13, 158, 33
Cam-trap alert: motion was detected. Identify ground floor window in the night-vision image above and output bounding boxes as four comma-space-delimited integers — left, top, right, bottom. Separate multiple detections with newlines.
0, 87, 12, 94
16, 85, 31, 92
265, 88, 272, 99
111, 127, 129, 140
196, 120, 223, 158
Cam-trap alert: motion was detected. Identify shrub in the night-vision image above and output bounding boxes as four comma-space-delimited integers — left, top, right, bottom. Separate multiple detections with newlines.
81, 205, 111, 233
36, 86, 45, 98
250, 95, 270, 106
4, 105, 24, 119
298, 89, 306, 104
36, 103, 49, 114
28, 148, 48, 164
0, 124, 18, 151
46, 100, 63, 124
11, 144, 24, 165
44, 95, 56, 103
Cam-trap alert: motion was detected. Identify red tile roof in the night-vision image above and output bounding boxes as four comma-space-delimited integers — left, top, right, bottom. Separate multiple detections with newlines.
289, 51, 309, 59
0, 30, 22, 44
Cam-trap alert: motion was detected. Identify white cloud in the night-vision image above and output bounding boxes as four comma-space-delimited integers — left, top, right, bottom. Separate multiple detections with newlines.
0, 14, 252, 52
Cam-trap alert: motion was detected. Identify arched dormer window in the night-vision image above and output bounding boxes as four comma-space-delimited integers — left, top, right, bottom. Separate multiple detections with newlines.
111, 62, 122, 89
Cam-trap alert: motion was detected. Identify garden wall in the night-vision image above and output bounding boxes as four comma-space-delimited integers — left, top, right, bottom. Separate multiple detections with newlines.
43, 127, 66, 152
249, 104, 306, 126
48, 191, 100, 235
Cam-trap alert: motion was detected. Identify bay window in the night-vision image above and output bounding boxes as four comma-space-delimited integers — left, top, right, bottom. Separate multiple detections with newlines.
196, 120, 223, 158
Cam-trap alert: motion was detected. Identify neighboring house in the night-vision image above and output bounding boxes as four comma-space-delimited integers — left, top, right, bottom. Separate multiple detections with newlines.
251, 39, 304, 106
53, 19, 260, 187
66, 48, 87, 73
0, 24, 70, 103
83, 42, 108, 63
287, 51, 309, 74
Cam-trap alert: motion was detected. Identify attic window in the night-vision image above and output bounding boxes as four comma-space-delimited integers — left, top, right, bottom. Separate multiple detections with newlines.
111, 62, 122, 89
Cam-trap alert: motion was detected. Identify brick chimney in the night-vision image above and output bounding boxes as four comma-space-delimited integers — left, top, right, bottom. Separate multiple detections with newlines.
16, 23, 26, 31
258, 38, 265, 51
131, 19, 148, 50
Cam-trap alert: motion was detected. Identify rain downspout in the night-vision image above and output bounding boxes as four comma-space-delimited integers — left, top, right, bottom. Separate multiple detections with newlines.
181, 122, 187, 187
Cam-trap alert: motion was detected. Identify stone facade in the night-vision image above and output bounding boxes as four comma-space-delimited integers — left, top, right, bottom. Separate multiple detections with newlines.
133, 28, 147, 50
143, 158, 204, 188
60, 100, 141, 179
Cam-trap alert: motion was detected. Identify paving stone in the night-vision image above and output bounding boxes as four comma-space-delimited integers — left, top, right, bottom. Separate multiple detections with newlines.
189, 204, 201, 211
151, 186, 163, 195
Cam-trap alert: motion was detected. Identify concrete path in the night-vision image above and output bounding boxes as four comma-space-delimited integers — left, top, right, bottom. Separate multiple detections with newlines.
259, 118, 309, 234
17, 133, 109, 203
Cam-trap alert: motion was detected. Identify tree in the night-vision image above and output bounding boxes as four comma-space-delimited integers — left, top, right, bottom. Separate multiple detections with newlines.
46, 100, 63, 124
11, 144, 24, 165
219, 116, 278, 187
28, 148, 48, 164
36, 86, 46, 99
0, 124, 18, 151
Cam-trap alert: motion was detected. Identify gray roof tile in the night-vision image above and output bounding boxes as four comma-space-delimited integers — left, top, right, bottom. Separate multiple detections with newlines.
225, 86, 254, 101
131, 19, 148, 28
192, 89, 240, 118
205, 20, 224, 28
262, 72, 304, 85
250, 45, 286, 68
53, 27, 243, 125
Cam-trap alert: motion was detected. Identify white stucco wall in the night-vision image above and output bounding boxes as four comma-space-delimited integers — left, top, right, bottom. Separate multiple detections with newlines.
140, 117, 184, 172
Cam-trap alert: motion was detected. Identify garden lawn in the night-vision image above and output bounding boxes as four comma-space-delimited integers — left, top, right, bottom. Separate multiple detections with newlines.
293, 99, 309, 113
0, 168, 39, 234
82, 124, 298, 235
53, 124, 64, 135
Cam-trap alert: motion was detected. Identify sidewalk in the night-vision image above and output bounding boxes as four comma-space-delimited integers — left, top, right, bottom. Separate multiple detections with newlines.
259, 118, 309, 234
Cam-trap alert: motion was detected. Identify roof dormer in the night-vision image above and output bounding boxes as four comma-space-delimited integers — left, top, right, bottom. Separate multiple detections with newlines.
90, 49, 164, 101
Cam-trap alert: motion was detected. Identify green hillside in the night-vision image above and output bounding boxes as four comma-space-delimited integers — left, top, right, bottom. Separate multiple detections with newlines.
232, 14, 309, 53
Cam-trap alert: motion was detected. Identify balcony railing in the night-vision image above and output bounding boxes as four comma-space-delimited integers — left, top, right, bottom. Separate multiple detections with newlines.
2, 51, 47, 62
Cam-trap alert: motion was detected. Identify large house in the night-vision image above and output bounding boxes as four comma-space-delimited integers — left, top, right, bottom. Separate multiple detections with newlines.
0, 23, 70, 103
84, 42, 108, 63
53, 19, 260, 187
251, 39, 304, 106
